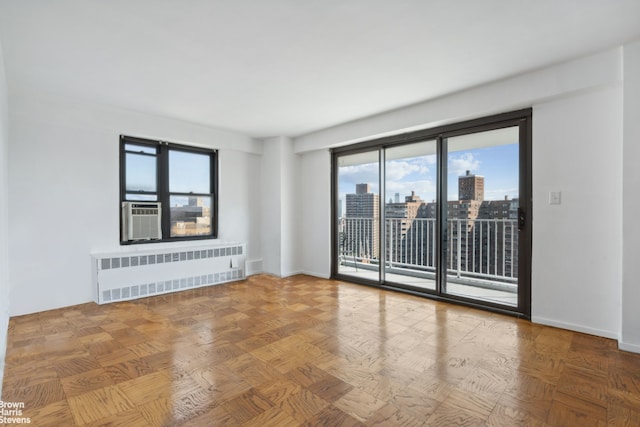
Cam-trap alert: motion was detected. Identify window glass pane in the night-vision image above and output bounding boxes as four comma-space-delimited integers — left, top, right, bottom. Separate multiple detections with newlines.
337, 151, 380, 280
170, 195, 212, 237
384, 140, 437, 291
125, 153, 157, 192
444, 126, 519, 307
169, 150, 210, 194
125, 193, 157, 201
125, 144, 156, 155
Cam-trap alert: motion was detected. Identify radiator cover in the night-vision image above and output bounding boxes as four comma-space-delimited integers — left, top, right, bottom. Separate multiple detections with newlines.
91, 242, 246, 304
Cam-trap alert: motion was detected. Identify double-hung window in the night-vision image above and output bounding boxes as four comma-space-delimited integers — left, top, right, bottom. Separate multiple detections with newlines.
120, 135, 218, 243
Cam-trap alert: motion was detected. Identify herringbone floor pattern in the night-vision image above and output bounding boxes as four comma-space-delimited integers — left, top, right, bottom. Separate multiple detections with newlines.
2, 274, 640, 426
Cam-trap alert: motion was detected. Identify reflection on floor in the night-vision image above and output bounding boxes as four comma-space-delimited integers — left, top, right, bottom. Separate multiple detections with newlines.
338, 266, 518, 306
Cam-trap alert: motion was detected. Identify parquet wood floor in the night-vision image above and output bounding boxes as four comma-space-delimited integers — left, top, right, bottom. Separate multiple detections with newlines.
3, 274, 640, 426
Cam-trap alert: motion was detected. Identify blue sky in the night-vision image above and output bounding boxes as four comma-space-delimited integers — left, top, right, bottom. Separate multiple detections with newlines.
338, 143, 519, 205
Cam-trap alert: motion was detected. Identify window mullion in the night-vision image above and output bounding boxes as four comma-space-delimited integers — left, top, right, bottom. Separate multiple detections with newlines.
211, 152, 218, 238
158, 143, 170, 239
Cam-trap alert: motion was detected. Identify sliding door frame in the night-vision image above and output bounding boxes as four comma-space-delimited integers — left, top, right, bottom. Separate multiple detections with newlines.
331, 108, 532, 319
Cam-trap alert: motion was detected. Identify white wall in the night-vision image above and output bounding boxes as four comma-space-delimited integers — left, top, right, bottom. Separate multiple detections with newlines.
622, 40, 640, 352
532, 86, 622, 338
218, 149, 262, 273
0, 37, 10, 396
295, 46, 630, 345
261, 137, 282, 276
8, 89, 262, 316
299, 149, 331, 278
260, 136, 301, 277
280, 137, 301, 277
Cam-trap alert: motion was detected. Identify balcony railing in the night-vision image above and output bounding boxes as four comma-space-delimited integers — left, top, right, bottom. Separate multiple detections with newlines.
339, 217, 518, 286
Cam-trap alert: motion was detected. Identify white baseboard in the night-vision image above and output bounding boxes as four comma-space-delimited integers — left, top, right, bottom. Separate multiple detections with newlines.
247, 269, 331, 279
619, 341, 640, 354
246, 259, 263, 276
281, 270, 304, 278
246, 270, 304, 279
301, 270, 331, 279
531, 316, 620, 340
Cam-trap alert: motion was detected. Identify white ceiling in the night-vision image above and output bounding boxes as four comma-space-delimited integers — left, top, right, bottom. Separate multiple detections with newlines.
0, 0, 639, 138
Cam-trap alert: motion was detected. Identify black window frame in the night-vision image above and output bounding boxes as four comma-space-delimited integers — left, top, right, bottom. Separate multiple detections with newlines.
119, 135, 218, 244
330, 108, 532, 319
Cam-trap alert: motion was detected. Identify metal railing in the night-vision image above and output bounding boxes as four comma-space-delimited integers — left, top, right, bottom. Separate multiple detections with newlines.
339, 217, 518, 284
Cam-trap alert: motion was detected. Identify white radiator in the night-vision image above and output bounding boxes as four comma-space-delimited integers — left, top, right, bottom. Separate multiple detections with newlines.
91, 242, 246, 304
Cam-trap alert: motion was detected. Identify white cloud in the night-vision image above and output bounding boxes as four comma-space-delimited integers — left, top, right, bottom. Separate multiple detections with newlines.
386, 161, 419, 180
386, 157, 434, 180
385, 179, 436, 203
339, 162, 378, 177
338, 163, 379, 194
338, 156, 437, 202
449, 152, 480, 177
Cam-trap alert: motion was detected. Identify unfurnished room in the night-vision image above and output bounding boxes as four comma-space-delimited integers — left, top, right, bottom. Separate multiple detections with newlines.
0, 1, 639, 426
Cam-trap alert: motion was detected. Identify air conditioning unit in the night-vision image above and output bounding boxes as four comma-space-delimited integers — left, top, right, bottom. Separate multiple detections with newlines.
122, 202, 162, 241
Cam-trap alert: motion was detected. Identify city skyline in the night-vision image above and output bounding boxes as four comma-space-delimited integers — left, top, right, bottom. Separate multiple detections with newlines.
339, 166, 519, 285
338, 143, 519, 205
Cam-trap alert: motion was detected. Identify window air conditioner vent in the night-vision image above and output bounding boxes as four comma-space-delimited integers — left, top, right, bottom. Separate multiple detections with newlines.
122, 202, 162, 241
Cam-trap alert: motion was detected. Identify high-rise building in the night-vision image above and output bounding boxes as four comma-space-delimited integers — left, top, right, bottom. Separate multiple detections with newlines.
459, 170, 485, 201
412, 175, 518, 280
344, 184, 379, 260
385, 191, 423, 264
170, 196, 211, 236
356, 183, 371, 195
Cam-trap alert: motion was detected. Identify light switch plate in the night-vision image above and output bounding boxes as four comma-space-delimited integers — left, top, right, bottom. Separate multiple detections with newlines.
549, 191, 562, 205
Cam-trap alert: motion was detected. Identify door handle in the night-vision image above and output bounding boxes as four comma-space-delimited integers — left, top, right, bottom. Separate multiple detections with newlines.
518, 207, 526, 230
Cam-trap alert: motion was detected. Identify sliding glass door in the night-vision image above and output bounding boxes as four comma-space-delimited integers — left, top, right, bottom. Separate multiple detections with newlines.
383, 140, 437, 291
332, 110, 531, 317
443, 127, 521, 306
